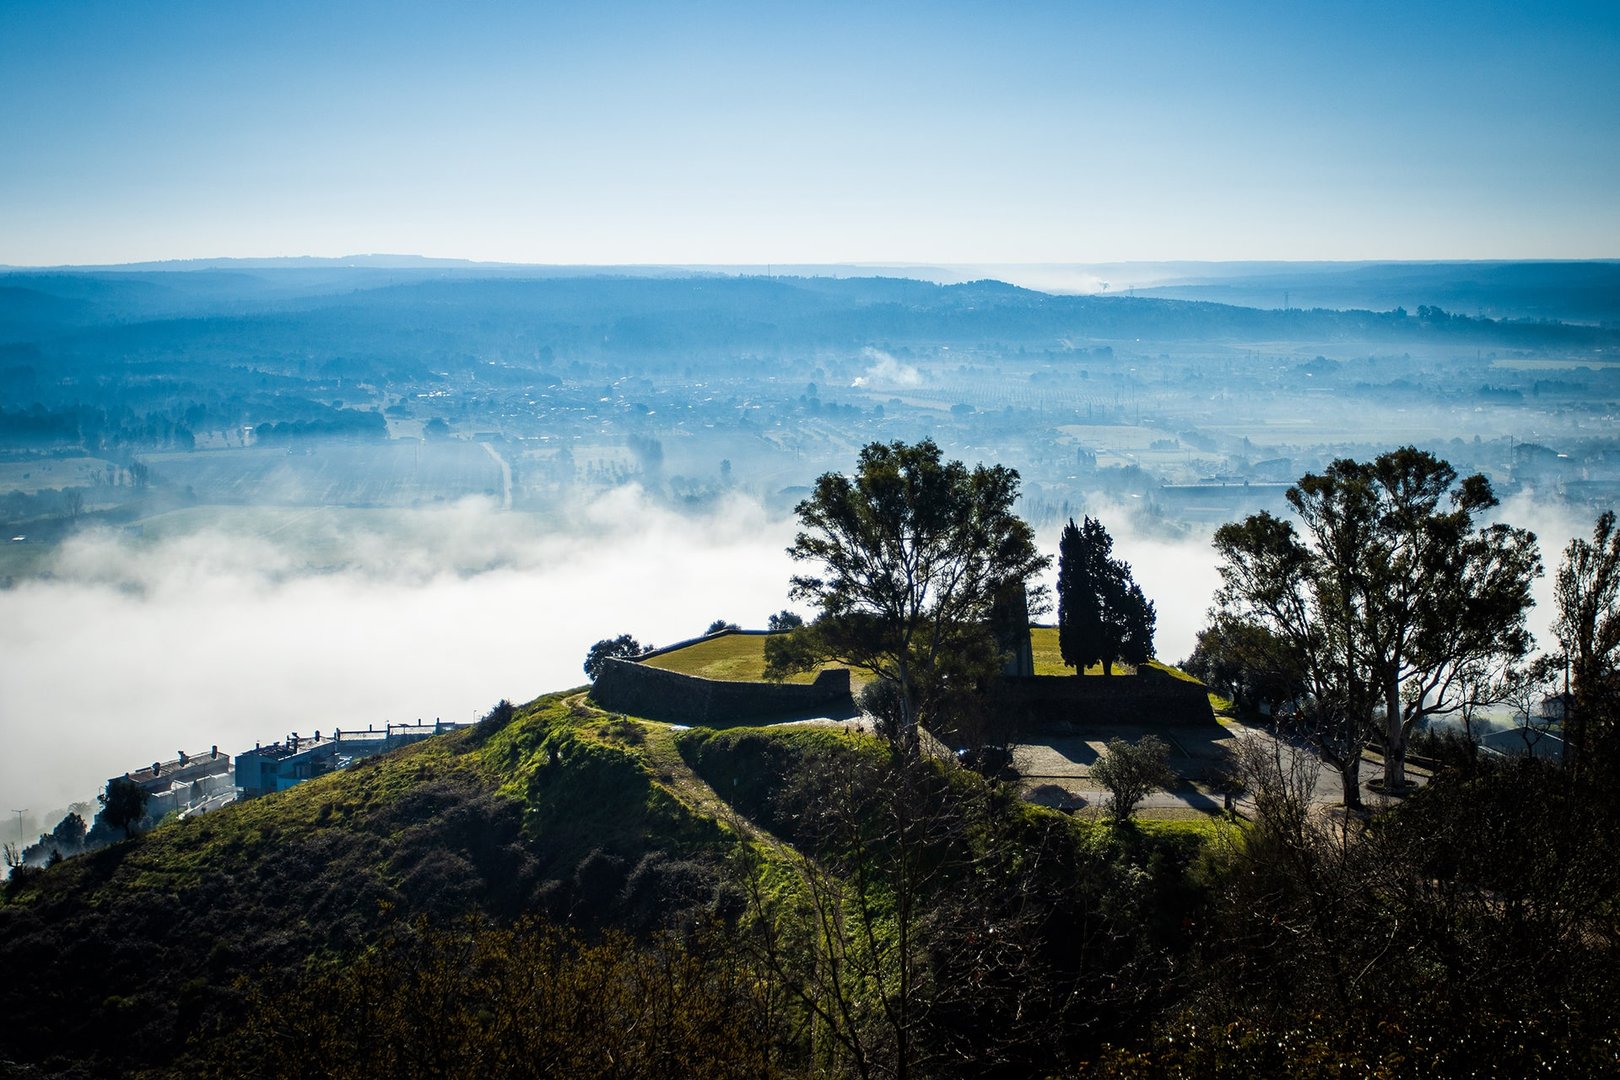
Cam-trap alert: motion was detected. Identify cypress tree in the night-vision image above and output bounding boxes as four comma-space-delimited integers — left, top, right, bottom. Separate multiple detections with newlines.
1058, 516, 1156, 675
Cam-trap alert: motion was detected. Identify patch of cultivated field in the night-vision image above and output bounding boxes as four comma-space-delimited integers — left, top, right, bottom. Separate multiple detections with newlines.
143, 441, 500, 506
1056, 423, 1180, 450
0, 457, 112, 494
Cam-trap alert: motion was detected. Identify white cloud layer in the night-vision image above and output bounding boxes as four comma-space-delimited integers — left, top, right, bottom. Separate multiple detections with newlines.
0, 491, 801, 815
2, 485, 1593, 822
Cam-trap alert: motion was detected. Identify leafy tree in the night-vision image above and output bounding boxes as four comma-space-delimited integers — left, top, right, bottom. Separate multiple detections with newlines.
765, 439, 1048, 755
704, 619, 740, 635
1090, 735, 1176, 822
97, 776, 150, 840
50, 812, 87, 853
766, 610, 803, 632
1548, 510, 1620, 774
1057, 516, 1156, 675
1212, 448, 1539, 799
583, 634, 651, 681
1211, 509, 1381, 807
1181, 614, 1305, 712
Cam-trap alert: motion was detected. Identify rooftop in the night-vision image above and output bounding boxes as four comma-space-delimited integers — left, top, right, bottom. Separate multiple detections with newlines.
122, 747, 230, 785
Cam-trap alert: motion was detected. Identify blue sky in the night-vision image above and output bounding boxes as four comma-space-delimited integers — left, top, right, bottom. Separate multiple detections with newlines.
1, 0, 1616, 265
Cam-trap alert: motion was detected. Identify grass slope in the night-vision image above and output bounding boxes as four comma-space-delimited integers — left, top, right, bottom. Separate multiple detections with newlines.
0, 686, 1232, 1078
641, 632, 850, 684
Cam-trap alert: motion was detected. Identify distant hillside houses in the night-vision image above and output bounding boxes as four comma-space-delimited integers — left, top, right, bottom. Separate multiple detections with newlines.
10, 719, 479, 871
116, 746, 235, 823
234, 720, 471, 799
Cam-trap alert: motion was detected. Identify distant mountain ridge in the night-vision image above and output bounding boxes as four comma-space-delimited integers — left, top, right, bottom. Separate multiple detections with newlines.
3, 266, 1616, 350
3, 258, 1616, 323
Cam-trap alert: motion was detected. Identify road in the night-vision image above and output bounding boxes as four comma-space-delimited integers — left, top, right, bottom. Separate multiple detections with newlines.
1015, 720, 1428, 817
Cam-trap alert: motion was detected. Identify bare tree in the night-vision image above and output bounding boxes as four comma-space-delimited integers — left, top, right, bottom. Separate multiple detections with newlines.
730, 749, 1068, 1079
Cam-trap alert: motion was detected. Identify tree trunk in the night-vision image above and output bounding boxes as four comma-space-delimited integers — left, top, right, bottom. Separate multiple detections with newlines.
1340, 752, 1364, 810
1383, 681, 1406, 790
896, 668, 921, 761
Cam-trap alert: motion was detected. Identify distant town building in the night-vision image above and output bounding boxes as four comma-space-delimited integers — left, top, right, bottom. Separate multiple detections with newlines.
113, 746, 234, 822
234, 732, 342, 799
234, 720, 473, 800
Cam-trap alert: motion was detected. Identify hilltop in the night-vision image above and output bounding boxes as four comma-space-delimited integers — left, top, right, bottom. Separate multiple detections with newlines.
0, 684, 1222, 1078
2, 669, 1616, 1078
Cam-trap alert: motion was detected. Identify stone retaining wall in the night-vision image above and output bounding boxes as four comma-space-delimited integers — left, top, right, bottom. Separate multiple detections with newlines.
997, 670, 1215, 728
592, 657, 855, 725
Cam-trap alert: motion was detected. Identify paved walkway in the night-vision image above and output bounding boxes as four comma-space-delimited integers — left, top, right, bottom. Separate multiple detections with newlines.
772, 714, 1430, 817
1015, 720, 1429, 817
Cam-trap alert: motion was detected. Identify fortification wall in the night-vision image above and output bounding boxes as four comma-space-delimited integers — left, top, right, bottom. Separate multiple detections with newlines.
592, 657, 855, 725
998, 669, 1215, 728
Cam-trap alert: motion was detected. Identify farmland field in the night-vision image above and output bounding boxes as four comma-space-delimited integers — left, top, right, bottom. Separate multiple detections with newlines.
0, 457, 113, 494
143, 441, 501, 507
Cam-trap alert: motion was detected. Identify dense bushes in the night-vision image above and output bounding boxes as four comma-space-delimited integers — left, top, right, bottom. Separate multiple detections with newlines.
203, 917, 784, 1080
1082, 755, 1620, 1077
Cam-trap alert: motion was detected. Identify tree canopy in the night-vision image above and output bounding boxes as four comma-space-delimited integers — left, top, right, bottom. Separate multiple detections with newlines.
1090, 735, 1176, 823
583, 634, 652, 681
1549, 510, 1620, 773
1057, 516, 1156, 675
97, 777, 150, 840
765, 439, 1048, 753
1211, 447, 1539, 803
766, 610, 804, 632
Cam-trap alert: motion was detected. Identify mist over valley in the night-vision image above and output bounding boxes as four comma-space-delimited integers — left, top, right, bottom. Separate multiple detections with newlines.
7, 1, 1620, 1072
1, 263, 1615, 821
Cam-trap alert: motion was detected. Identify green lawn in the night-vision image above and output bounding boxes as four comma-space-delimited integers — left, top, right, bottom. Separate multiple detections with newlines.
642, 633, 850, 685
1031, 625, 1137, 675
647, 628, 1206, 688
1029, 626, 1204, 683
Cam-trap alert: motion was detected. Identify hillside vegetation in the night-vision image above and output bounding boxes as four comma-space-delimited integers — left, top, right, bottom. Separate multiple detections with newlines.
1, 686, 1616, 1078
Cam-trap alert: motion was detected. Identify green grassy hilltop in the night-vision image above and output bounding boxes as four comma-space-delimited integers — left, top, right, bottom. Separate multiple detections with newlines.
1, 684, 1614, 1079
0, 690, 1216, 1078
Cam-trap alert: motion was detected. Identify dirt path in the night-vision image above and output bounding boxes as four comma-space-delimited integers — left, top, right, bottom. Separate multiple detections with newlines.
565, 693, 797, 855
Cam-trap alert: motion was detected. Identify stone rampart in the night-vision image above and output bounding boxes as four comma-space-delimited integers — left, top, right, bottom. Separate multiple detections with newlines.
997, 669, 1215, 729
592, 657, 855, 725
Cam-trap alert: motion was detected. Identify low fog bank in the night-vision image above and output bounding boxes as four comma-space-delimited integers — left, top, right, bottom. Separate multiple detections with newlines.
1494, 491, 1596, 656
2, 489, 1233, 816
0, 489, 803, 814
0, 485, 1596, 818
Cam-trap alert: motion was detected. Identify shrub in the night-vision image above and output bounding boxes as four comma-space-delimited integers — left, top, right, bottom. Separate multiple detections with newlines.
1091, 735, 1175, 823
